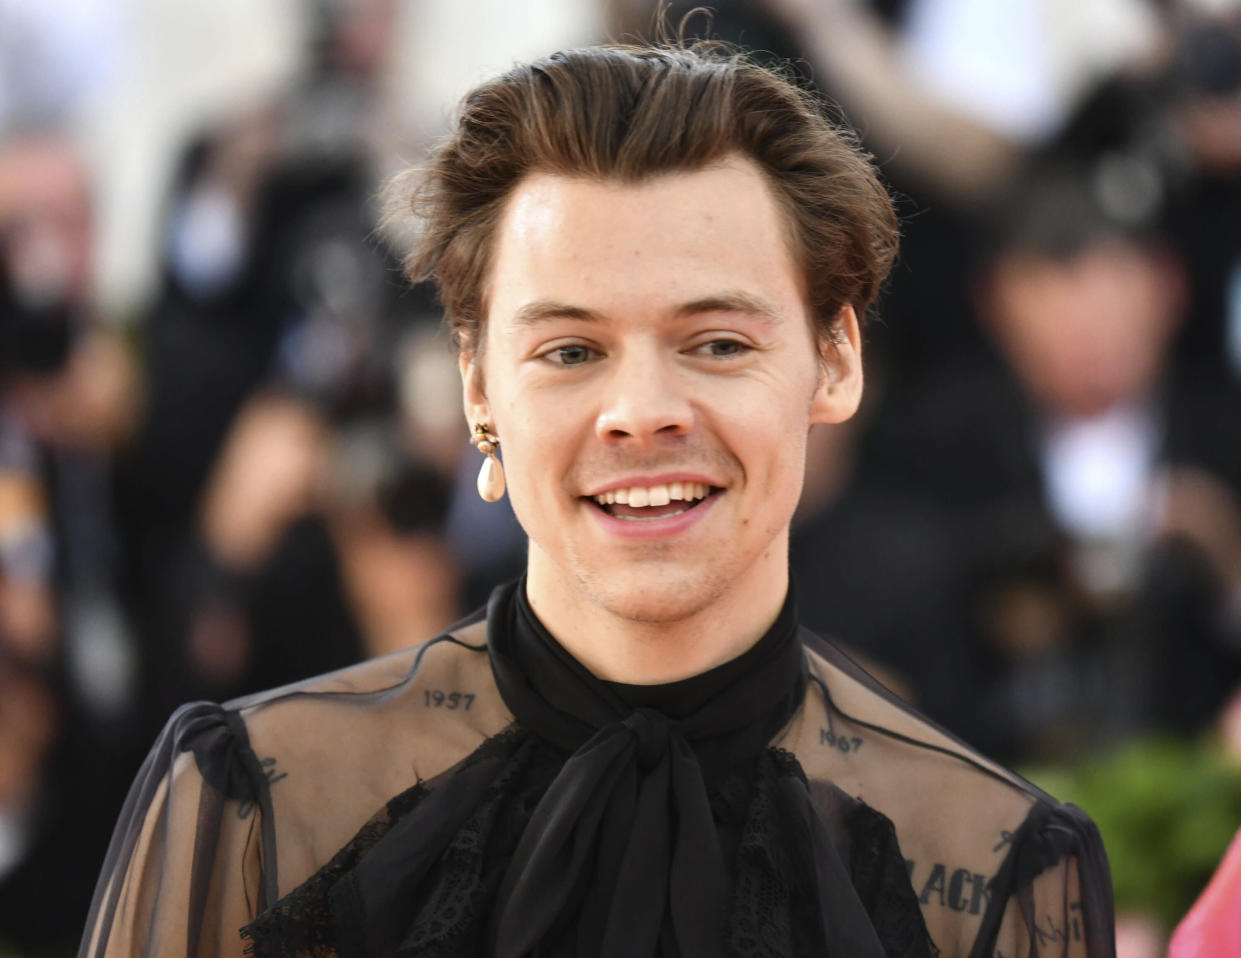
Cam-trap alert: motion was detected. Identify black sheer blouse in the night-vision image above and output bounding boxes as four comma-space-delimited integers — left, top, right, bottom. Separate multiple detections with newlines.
81, 581, 1114, 957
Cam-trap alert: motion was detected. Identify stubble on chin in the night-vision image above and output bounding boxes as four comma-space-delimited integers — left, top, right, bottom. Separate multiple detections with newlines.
571, 556, 734, 626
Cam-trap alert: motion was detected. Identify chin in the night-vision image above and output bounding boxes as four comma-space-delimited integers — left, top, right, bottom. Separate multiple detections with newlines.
578, 566, 728, 625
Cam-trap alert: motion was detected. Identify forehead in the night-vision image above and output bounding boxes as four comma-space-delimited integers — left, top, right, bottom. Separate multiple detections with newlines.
485, 156, 808, 335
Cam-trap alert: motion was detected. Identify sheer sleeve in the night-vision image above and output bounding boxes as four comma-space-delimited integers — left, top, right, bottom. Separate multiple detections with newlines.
972, 801, 1115, 958
80, 618, 509, 958
79, 703, 276, 958
790, 631, 1116, 958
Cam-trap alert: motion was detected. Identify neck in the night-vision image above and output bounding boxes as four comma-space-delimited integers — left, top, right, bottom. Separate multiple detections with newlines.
524, 543, 791, 685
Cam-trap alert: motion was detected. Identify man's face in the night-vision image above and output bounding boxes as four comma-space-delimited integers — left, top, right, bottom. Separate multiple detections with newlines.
464, 155, 861, 625
0, 138, 94, 310
986, 239, 1183, 418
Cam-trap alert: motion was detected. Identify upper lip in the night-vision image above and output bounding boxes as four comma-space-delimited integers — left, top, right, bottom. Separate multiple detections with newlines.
583, 473, 723, 497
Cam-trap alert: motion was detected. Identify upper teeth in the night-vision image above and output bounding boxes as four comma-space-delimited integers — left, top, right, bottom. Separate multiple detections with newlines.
594, 482, 712, 507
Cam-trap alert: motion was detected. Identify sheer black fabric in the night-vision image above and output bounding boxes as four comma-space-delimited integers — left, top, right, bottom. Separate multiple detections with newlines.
82, 580, 1115, 958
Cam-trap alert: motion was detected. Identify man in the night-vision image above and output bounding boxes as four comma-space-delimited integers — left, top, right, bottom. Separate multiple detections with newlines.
0, 132, 148, 955
869, 162, 1241, 764
82, 43, 1113, 958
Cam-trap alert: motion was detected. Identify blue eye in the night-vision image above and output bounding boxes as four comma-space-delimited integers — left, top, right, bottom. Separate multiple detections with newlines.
697, 339, 748, 357
551, 344, 593, 365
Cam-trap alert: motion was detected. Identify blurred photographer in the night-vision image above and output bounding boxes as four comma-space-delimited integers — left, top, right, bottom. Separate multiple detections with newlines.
0, 130, 143, 954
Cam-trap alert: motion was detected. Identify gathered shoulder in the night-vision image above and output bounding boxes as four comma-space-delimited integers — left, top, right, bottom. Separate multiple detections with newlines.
790, 626, 1042, 806
229, 612, 506, 779
190, 612, 514, 896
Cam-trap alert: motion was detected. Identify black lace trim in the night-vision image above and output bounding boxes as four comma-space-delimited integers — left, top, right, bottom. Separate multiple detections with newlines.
240, 728, 531, 958
728, 755, 798, 957
846, 800, 941, 958
385, 737, 551, 956
241, 783, 428, 957
725, 749, 936, 958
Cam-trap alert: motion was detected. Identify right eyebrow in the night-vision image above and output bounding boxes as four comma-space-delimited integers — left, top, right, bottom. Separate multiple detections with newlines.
673, 291, 781, 328
510, 300, 603, 327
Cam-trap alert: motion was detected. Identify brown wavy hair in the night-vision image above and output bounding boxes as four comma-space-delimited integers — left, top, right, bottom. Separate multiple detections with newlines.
391, 42, 899, 354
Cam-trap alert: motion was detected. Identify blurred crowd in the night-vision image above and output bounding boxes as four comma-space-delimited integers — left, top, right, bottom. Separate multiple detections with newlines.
2, 0, 1241, 954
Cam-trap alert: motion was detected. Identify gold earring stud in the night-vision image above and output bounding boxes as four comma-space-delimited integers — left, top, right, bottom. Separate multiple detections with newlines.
470, 423, 505, 502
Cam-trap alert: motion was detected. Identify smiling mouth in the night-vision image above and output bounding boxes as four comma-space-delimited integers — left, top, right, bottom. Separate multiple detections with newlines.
589, 482, 720, 520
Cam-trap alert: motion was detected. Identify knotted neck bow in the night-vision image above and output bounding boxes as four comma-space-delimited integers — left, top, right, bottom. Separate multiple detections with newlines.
486, 579, 809, 958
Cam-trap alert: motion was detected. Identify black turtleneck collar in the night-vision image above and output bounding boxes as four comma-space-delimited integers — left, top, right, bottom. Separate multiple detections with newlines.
488, 575, 807, 770
514, 576, 800, 718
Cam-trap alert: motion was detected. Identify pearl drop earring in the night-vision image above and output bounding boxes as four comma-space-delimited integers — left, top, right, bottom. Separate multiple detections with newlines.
470, 423, 505, 502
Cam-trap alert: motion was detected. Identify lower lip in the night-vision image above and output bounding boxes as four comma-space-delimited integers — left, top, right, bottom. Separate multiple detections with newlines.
586, 492, 720, 539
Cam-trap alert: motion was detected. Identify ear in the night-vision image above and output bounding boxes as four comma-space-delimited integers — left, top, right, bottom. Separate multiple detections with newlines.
459, 350, 491, 431
809, 305, 863, 425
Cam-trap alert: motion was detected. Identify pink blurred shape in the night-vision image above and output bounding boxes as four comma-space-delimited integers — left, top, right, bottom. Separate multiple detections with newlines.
1169, 828, 1241, 958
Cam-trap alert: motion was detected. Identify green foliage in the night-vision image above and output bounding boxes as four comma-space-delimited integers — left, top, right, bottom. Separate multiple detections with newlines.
1027, 738, 1241, 929
0, 935, 75, 957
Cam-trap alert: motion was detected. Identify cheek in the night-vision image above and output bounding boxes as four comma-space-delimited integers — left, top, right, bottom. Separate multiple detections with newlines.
494, 429, 542, 504
491, 405, 575, 520
492, 444, 552, 549
769, 436, 810, 506
729, 388, 812, 496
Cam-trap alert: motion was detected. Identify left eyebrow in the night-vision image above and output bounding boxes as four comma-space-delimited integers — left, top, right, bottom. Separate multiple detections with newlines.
673, 291, 781, 327
511, 300, 603, 327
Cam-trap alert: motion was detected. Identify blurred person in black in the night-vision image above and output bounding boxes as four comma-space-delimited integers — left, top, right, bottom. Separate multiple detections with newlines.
0, 446, 61, 954
122, 0, 468, 726
132, 0, 409, 529
871, 153, 1241, 763
0, 130, 145, 956
168, 379, 461, 709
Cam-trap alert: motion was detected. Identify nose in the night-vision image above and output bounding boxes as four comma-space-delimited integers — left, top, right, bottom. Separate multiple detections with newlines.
594, 345, 694, 445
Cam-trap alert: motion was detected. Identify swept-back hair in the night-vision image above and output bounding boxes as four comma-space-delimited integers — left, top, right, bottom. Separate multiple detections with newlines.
392, 42, 899, 353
